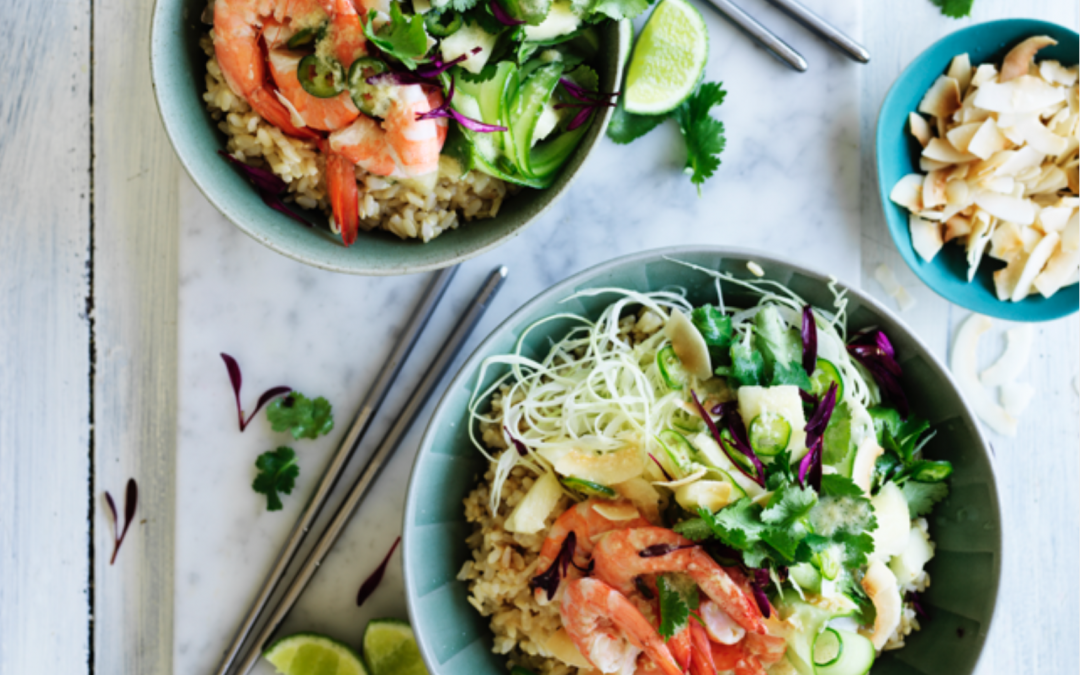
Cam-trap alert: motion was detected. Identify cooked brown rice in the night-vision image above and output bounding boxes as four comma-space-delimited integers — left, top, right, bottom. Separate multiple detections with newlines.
200, 34, 512, 243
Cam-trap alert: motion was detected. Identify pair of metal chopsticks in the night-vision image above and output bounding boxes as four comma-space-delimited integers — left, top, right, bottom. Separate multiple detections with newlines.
702, 0, 869, 72
214, 264, 508, 675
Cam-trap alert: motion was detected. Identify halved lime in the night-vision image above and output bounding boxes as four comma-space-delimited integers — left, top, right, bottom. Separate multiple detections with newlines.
623, 0, 708, 115
264, 632, 368, 675
362, 619, 429, 675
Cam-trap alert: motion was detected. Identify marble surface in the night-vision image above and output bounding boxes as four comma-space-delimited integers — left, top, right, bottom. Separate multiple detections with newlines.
174, 2, 865, 672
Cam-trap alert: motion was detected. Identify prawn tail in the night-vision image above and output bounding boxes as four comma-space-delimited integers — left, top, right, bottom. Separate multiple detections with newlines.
249, 87, 320, 140
324, 147, 360, 246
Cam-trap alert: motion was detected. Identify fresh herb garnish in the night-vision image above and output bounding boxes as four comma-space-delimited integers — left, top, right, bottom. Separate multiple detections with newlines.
357, 536, 402, 606
607, 80, 727, 192
363, 4, 430, 70
252, 447, 300, 511
266, 392, 335, 440
220, 353, 292, 432
104, 478, 138, 565
691, 305, 733, 363
901, 480, 950, 518
656, 574, 697, 639
929, 0, 974, 18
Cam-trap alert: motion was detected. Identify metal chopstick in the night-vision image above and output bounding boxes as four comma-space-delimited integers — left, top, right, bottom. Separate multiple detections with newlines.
229, 265, 509, 675
763, 0, 869, 63
212, 266, 458, 675
701, 0, 808, 72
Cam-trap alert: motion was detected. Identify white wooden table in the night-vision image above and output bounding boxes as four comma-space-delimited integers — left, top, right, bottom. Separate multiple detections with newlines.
1, 0, 1076, 673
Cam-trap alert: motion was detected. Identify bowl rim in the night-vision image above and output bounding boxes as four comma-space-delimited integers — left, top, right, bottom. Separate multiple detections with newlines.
402, 244, 1003, 675
874, 18, 1079, 322
147, 0, 623, 276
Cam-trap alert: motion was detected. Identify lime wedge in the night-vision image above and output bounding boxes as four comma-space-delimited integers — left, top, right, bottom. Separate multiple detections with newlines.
623, 0, 708, 115
362, 619, 429, 675
264, 633, 368, 675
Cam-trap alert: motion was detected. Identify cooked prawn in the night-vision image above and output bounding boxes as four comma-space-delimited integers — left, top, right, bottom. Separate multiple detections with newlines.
688, 616, 717, 675
560, 578, 683, 675
591, 527, 766, 635
318, 139, 360, 245
711, 642, 765, 675
213, 0, 326, 139
328, 84, 447, 178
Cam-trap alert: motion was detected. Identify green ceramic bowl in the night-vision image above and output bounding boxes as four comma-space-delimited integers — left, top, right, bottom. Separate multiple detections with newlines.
403, 247, 1002, 675
876, 19, 1079, 321
149, 1, 626, 275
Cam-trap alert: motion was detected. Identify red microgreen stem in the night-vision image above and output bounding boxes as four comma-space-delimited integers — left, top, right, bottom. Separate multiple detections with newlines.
106, 478, 139, 565
692, 390, 765, 487
357, 536, 401, 606
220, 353, 292, 432
648, 452, 674, 482
505, 426, 528, 457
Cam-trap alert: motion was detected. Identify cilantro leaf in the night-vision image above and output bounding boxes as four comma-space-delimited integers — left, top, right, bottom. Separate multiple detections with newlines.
901, 481, 949, 518
673, 81, 727, 192
363, 4, 429, 70
835, 531, 876, 568
770, 361, 812, 390
761, 483, 817, 525
729, 329, 765, 386
607, 99, 669, 144
819, 474, 865, 499
657, 576, 691, 640
585, 0, 652, 21
267, 392, 335, 440
449, 0, 480, 12
252, 447, 299, 511
929, 0, 974, 18
753, 306, 809, 389
691, 305, 733, 364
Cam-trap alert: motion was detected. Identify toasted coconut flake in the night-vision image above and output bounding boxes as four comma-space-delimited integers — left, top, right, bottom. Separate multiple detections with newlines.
1039, 59, 1078, 86
1068, 164, 1079, 194
995, 145, 1046, 177
1019, 226, 1041, 252
923, 137, 977, 164
922, 169, 949, 208
874, 264, 916, 312
920, 157, 950, 172
979, 175, 1016, 194
889, 174, 924, 212
944, 179, 971, 209
948, 53, 973, 93
989, 221, 1025, 261
950, 313, 1017, 437
974, 76, 1066, 114
1011, 232, 1060, 300
665, 308, 713, 381
1033, 244, 1079, 297
1001, 382, 1036, 418
974, 191, 1036, 225
966, 118, 1011, 160
1011, 118, 1070, 156
1038, 205, 1074, 233
1061, 211, 1079, 250
946, 122, 983, 153
1031, 166, 1069, 194
909, 113, 932, 147
966, 211, 996, 281
1000, 36, 1057, 82
970, 63, 999, 89
944, 215, 973, 242
993, 249, 1028, 300
591, 500, 643, 522
918, 76, 962, 120
910, 214, 944, 262
980, 325, 1034, 386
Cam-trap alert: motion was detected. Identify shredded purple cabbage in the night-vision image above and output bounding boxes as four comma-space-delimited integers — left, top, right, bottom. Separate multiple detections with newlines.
847, 329, 909, 417
711, 400, 738, 417
648, 452, 674, 482
906, 591, 926, 617
489, 0, 525, 25
638, 542, 698, 558
357, 536, 400, 606
749, 568, 772, 619
369, 47, 482, 86
415, 77, 508, 132
554, 78, 619, 131
798, 382, 837, 490
504, 426, 529, 457
798, 388, 817, 406
801, 305, 817, 376
529, 531, 576, 600
692, 390, 765, 487
218, 151, 314, 227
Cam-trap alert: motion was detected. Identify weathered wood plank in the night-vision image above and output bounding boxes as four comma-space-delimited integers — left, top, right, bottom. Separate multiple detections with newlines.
91, 0, 180, 669
0, 0, 92, 672
861, 3, 1080, 675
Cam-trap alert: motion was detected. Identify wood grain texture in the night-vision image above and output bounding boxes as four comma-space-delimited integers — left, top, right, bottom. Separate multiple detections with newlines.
91, 0, 180, 668
860, 4, 1080, 675
0, 0, 92, 672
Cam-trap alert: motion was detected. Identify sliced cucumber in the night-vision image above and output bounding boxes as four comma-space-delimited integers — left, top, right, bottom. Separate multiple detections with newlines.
657, 344, 688, 390
788, 562, 821, 593
749, 412, 791, 457
811, 358, 845, 401
776, 593, 859, 675
813, 627, 843, 668
814, 629, 875, 675
561, 476, 618, 499
507, 62, 564, 177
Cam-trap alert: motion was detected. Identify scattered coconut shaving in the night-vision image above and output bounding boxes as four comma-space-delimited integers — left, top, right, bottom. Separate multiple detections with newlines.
980, 325, 1034, 386
889, 36, 1079, 301
747, 261, 765, 277
874, 263, 916, 311
950, 313, 1018, 436
1001, 382, 1036, 417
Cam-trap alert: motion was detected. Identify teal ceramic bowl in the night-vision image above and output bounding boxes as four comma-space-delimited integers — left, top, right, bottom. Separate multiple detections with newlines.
876, 19, 1079, 321
403, 247, 1003, 675
149, 1, 625, 275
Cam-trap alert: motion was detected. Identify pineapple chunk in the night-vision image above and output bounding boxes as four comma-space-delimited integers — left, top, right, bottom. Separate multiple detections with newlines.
504, 472, 563, 534
737, 385, 808, 458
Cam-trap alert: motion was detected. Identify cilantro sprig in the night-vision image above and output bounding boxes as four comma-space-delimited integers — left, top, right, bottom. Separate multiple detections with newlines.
267, 392, 335, 440
607, 81, 727, 193
253, 447, 300, 511
363, 3, 430, 70
656, 574, 699, 639
930, 0, 974, 18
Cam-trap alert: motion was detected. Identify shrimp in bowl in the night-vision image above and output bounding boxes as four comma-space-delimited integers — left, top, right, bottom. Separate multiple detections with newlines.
199, 0, 631, 245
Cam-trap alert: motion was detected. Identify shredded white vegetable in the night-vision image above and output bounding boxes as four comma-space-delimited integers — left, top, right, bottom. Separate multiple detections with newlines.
468, 263, 880, 511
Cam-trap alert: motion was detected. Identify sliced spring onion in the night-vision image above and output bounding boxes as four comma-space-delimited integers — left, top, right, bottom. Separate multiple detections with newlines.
656, 344, 688, 390
813, 627, 844, 667
561, 477, 618, 499
748, 413, 791, 457
347, 57, 389, 115
298, 54, 345, 98
811, 358, 845, 401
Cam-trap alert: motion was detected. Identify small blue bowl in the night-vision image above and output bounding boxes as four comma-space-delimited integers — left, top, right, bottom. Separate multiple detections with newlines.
876, 19, 1079, 322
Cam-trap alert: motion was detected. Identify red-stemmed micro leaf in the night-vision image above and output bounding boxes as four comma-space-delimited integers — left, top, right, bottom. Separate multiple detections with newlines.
106, 478, 139, 565
357, 536, 401, 607
801, 305, 817, 376
220, 353, 292, 432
